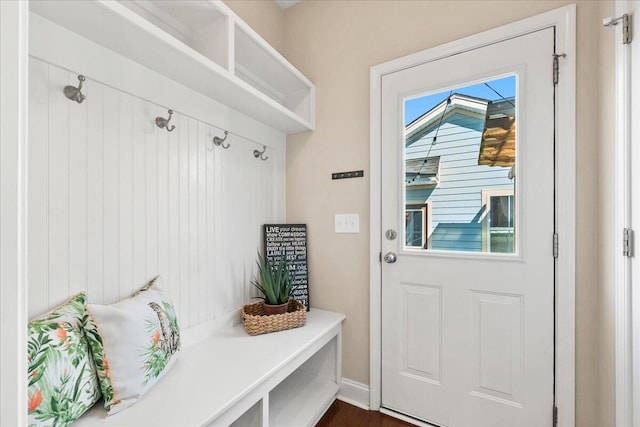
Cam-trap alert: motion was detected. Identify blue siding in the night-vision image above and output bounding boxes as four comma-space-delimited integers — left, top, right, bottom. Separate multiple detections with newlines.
406, 112, 513, 252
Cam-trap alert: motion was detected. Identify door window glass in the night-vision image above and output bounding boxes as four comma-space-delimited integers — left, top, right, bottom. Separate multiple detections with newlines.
404, 76, 517, 254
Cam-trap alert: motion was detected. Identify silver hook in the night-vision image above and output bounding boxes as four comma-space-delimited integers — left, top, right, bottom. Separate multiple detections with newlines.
253, 145, 268, 161
156, 109, 176, 132
212, 131, 230, 149
64, 75, 86, 104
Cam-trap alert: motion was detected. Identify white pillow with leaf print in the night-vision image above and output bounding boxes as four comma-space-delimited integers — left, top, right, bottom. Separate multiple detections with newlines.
84, 276, 181, 415
27, 293, 101, 427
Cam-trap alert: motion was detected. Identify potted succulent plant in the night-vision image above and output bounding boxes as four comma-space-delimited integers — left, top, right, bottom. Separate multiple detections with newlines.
251, 253, 297, 315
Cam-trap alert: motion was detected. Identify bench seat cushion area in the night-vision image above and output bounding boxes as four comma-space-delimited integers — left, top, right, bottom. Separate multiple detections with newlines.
75, 309, 345, 427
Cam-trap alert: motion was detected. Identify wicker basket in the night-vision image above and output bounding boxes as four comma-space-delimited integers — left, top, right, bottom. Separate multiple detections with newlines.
241, 299, 306, 336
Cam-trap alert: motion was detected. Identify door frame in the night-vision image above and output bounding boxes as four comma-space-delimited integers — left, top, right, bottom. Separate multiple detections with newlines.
613, 1, 636, 426
0, 0, 29, 425
369, 5, 576, 426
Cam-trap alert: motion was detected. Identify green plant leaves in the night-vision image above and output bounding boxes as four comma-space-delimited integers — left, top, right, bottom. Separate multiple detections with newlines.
251, 252, 297, 305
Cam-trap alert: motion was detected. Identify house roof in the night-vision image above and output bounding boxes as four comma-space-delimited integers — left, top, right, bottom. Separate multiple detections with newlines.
405, 156, 440, 188
405, 93, 488, 146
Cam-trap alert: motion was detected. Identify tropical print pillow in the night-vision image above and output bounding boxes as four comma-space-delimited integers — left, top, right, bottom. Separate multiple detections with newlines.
27, 293, 101, 427
85, 276, 180, 415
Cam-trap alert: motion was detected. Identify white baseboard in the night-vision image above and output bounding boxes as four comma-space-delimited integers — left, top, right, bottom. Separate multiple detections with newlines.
337, 379, 431, 426
337, 379, 429, 427
337, 378, 370, 410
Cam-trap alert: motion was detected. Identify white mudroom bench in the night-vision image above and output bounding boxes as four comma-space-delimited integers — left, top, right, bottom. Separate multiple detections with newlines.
75, 309, 345, 427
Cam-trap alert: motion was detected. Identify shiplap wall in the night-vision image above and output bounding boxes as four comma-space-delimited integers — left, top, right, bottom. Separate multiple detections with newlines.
27, 52, 285, 325
406, 112, 512, 251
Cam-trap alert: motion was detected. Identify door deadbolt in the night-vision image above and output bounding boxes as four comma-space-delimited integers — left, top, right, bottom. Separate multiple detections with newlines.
385, 229, 397, 240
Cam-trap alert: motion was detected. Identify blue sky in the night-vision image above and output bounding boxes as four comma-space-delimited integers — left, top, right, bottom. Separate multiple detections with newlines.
404, 75, 516, 125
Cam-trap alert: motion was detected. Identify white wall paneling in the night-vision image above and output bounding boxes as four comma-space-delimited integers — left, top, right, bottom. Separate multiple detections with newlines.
27, 19, 286, 328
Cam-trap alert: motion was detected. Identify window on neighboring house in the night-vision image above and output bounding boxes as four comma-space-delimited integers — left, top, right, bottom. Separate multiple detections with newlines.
405, 209, 423, 248
405, 203, 431, 249
482, 189, 515, 253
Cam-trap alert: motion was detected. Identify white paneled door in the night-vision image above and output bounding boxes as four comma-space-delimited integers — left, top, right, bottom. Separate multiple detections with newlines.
381, 29, 555, 426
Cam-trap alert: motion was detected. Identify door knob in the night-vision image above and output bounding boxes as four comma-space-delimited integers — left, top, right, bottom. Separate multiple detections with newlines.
383, 252, 397, 264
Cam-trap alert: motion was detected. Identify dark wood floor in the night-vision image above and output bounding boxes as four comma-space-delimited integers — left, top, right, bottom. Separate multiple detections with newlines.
317, 400, 415, 427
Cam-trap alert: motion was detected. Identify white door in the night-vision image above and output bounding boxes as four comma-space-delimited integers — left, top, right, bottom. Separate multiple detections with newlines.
381, 28, 555, 427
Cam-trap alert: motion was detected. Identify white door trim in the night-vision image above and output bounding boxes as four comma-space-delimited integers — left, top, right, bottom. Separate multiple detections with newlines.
613, 1, 634, 426
0, 0, 29, 425
369, 5, 576, 426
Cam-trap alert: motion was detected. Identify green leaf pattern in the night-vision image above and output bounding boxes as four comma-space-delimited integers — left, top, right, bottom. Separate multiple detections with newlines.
141, 301, 180, 385
27, 293, 100, 427
82, 313, 116, 408
141, 318, 169, 385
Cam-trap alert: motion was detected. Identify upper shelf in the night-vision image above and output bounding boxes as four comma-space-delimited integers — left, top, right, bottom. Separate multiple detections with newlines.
29, 0, 315, 134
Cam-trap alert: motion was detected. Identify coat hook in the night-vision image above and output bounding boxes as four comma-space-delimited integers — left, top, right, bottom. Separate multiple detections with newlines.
212, 131, 230, 149
156, 109, 176, 132
253, 145, 268, 161
64, 75, 86, 104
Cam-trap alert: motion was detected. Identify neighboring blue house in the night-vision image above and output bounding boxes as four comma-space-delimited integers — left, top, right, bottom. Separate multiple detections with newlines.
405, 93, 516, 253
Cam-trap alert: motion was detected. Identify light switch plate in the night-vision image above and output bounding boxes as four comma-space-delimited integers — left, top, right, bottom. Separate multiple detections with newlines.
335, 214, 360, 233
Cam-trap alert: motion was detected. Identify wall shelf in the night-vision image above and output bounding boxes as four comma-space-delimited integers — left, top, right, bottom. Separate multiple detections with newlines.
29, 0, 315, 134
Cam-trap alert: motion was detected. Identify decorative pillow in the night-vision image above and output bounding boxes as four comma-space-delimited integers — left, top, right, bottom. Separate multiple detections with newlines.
27, 293, 101, 427
84, 276, 181, 415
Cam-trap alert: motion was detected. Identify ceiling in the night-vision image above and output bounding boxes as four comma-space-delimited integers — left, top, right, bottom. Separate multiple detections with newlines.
274, 0, 303, 9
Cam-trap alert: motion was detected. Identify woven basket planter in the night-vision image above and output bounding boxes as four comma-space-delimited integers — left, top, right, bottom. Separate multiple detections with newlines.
241, 299, 306, 336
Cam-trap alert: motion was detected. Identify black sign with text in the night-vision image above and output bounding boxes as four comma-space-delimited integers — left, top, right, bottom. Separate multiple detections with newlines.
263, 224, 309, 310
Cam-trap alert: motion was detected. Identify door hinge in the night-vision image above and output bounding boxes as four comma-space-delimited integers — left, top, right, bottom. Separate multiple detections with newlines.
553, 53, 566, 85
623, 228, 634, 257
553, 233, 559, 258
623, 14, 632, 44
603, 14, 632, 44
553, 405, 558, 427
379, 252, 382, 263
